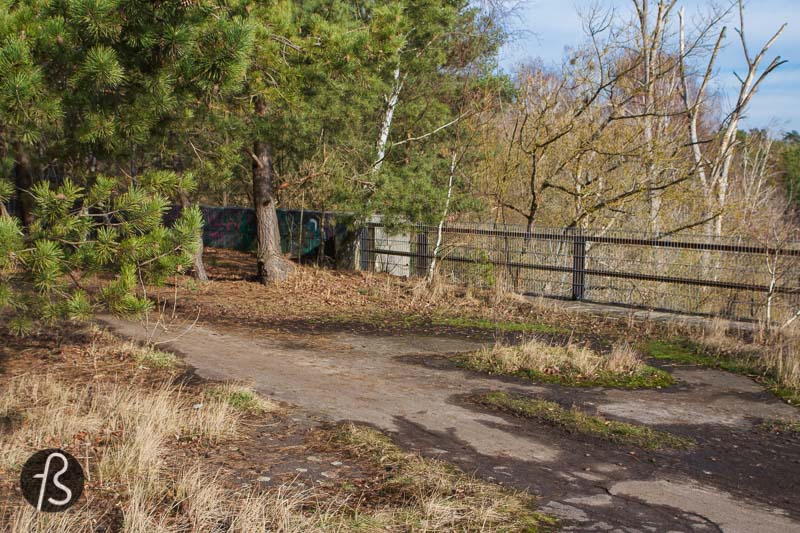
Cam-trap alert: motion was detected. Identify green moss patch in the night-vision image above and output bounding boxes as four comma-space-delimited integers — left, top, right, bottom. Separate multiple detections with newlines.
432, 316, 568, 334
476, 391, 694, 450
644, 339, 800, 406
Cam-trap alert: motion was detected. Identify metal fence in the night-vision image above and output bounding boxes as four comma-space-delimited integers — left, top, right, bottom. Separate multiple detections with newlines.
356, 222, 800, 323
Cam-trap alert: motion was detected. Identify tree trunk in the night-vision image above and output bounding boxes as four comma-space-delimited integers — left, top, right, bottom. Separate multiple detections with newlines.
252, 139, 293, 284
179, 191, 209, 282
427, 151, 457, 282
373, 67, 403, 173
13, 141, 35, 229
334, 218, 359, 270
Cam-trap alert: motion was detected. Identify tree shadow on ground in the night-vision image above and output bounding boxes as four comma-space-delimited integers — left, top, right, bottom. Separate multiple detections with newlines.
385, 414, 717, 531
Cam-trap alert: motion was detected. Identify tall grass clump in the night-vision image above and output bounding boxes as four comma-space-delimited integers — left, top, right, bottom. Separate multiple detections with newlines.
464, 337, 673, 389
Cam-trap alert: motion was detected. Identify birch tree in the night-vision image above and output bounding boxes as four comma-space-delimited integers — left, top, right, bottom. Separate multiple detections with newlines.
679, 0, 787, 237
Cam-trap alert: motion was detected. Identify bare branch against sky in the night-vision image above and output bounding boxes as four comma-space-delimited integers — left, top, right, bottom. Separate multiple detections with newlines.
499, 0, 797, 131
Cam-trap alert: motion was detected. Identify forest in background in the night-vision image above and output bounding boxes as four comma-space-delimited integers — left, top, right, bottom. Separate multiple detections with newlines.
1, 0, 798, 327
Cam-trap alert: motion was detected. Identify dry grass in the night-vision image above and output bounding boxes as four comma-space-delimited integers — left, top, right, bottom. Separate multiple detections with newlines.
0, 338, 245, 531
699, 318, 741, 353
647, 318, 800, 404
5, 504, 96, 533
122, 341, 180, 369
464, 337, 672, 389
205, 382, 281, 414
411, 265, 486, 313
698, 318, 800, 394
607, 343, 644, 374
469, 338, 664, 380
334, 423, 552, 531
0, 374, 100, 471
698, 319, 800, 396
117, 472, 302, 533
1, 328, 549, 531
0, 375, 238, 470
766, 342, 800, 393
478, 338, 601, 376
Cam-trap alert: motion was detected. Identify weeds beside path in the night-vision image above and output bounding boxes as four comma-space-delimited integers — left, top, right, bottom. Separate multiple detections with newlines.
460, 338, 674, 390
645, 336, 800, 406
474, 391, 695, 450
0, 323, 550, 532
104, 310, 800, 532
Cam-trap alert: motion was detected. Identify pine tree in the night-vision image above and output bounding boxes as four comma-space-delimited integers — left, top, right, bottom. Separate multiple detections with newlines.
1, 0, 507, 296
0, 171, 201, 334
219, 0, 398, 283
0, 1, 235, 329
0, 0, 63, 226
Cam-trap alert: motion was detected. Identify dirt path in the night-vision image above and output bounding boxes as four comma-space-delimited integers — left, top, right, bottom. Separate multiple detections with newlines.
104, 317, 800, 532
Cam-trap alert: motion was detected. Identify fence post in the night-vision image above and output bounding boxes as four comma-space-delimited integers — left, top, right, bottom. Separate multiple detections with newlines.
571, 228, 586, 300
416, 228, 429, 277
359, 226, 376, 272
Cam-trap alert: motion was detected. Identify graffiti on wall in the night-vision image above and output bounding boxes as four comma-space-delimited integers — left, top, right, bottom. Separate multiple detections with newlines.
202, 206, 257, 251
165, 205, 349, 260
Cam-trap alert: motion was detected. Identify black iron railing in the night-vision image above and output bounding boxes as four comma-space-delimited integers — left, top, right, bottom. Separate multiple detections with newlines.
356, 222, 800, 322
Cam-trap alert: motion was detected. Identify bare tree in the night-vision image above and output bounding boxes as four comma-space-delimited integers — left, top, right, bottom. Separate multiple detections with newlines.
631, 0, 684, 233
679, 0, 787, 237
486, 4, 694, 233
428, 150, 458, 282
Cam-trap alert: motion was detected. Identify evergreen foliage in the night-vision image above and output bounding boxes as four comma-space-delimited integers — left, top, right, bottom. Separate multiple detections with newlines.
0, 0, 225, 330
779, 131, 800, 207
0, 171, 201, 334
1, 0, 506, 324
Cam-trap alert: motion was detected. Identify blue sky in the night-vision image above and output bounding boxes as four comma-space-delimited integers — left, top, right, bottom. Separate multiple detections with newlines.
498, 0, 799, 133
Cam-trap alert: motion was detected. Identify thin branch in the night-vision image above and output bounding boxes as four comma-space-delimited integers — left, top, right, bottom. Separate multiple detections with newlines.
390, 111, 473, 147
656, 212, 722, 238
